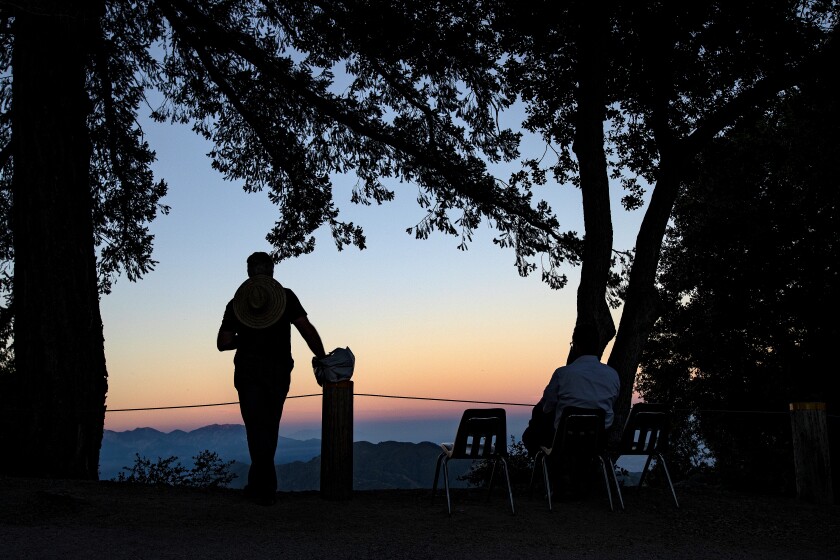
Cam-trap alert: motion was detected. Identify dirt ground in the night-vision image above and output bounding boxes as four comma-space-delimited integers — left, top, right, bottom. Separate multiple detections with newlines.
1, 476, 837, 559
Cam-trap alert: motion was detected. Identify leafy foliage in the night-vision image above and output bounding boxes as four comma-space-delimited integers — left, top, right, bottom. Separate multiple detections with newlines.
88, 1, 171, 294
114, 449, 237, 489
0, 12, 13, 377
151, 0, 575, 279
1, 1, 835, 479
0, 2, 170, 297
638, 76, 839, 492
656, 413, 715, 482
458, 437, 534, 492
2, 1, 833, 311
0, 3, 170, 384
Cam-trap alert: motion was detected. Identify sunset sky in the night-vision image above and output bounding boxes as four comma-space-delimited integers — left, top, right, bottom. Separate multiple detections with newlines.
99, 108, 644, 443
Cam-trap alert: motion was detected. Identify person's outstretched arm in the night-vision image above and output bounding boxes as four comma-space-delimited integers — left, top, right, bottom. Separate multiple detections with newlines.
292, 315, 326, 359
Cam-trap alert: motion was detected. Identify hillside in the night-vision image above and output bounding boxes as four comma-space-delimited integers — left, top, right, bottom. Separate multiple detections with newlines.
101, 426, 472, 491
100, 425, 321, 479
272, 440, 473, 491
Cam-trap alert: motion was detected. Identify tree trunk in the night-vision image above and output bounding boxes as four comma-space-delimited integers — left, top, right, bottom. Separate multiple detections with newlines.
3, 1, 107, 479
571, 0, 615, 361
608, 161, 682, 434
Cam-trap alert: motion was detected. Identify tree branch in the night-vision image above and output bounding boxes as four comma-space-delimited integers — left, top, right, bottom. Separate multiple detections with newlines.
157, 0, 566, 244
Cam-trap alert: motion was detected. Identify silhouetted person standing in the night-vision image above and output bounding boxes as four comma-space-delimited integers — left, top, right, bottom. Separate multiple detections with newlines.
217, 252, 326, 505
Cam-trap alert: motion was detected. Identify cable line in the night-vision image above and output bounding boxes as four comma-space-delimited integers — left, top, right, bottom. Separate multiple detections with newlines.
355, 393, 534, 407
105, 393, 533, 412
105, 393, 838, 418
107, 393, 321, 412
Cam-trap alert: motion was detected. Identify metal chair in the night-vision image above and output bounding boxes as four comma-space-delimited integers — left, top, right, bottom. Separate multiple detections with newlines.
529, 406, 618, 511
606, 403, 679, 509
432, 408, 515, 515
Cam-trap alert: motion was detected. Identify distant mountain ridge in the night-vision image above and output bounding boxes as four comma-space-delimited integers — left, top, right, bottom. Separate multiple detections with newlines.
101, 424, 320, 480
270, 441, 471, 491
100, 424, 471, 491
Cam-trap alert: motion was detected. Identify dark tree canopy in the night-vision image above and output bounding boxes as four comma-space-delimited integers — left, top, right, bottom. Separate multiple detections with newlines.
0, 0, 575, 478
0, 1, 169, 296
152, 0, 576, 271
0, 0, 836, 478
493, 0, 837, 437
638, 77, 839, 490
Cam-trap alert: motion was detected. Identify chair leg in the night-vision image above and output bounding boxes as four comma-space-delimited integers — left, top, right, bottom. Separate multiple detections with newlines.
658, 454, 680, 508
487, 458, 498, 500
500, 457, 516, 515
638, 455, 654, 489
605, 455, 625, 511
529, 451, 543, 497
542, 455, 553, 512
597, 456, 615, 512
443, 457, 452, 515
431, 452, 444, 503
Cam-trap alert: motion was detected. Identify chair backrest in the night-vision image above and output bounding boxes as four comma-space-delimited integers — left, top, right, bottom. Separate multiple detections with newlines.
451, 408, 507, 459
619, 403, 669, 455
551, 406, 606, 456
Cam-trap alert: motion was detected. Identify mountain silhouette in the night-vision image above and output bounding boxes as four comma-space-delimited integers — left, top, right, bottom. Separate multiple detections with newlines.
273, 440, 472, 491
101, 424, 320, 480
101, 424, 472, 491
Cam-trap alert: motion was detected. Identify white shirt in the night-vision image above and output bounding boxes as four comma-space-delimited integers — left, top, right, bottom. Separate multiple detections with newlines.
541, 355, 621, 429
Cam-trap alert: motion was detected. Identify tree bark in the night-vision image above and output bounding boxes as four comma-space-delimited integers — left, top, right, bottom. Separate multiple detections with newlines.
3, 0, 107, 479
601, 3, 835, 439
608, 160, 682, 435
571, 0, 615, 361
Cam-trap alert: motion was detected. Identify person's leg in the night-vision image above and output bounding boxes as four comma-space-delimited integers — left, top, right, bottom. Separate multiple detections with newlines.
523, 401, 556, 457
238, 383, 280, 503
262, 387, 287, 494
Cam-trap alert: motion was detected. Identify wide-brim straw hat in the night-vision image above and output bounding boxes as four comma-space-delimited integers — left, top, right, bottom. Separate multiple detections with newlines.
232, 275, 287, 329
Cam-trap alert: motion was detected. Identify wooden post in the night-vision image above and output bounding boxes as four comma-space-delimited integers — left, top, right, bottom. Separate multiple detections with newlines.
790, 402, 833, 504
321, 380, 353, 500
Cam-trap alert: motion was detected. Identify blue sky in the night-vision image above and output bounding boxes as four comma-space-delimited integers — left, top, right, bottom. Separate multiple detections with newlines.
99, 103, 645, 443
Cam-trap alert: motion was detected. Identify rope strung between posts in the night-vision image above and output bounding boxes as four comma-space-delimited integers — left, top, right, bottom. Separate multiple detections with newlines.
105, 393, 837, 417
105, 393, 534, 412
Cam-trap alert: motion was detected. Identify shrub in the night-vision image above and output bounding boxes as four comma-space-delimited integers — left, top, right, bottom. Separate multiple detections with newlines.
115, 449, 237, 489
458, 437, 534, 492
